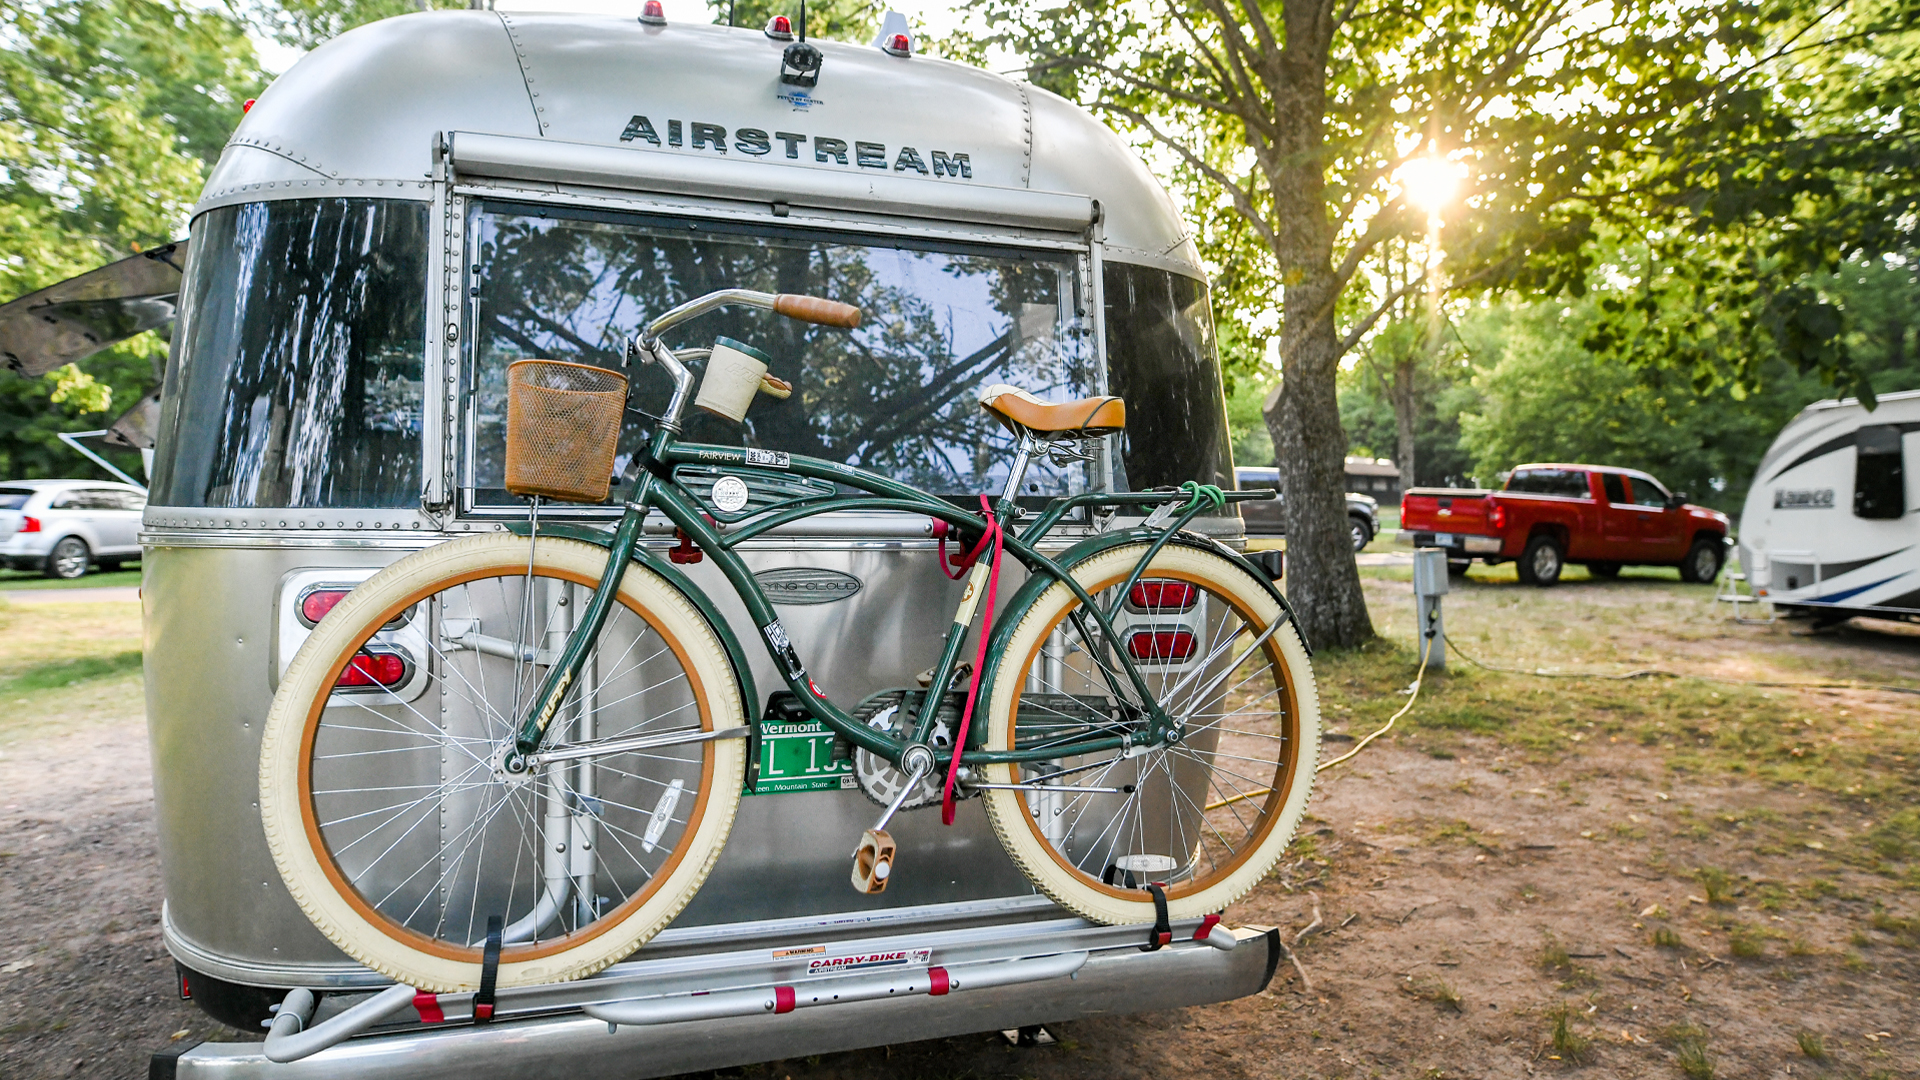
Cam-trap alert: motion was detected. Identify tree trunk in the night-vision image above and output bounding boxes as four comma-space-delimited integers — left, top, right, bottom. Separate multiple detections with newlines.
1390, 354, 1416, 490
1262, 307, 1375, 650
1252, 0, 1375, 649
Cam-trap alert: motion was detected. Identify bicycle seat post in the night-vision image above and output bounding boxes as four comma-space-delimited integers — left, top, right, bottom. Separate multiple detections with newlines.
1000, 431, 1038, 507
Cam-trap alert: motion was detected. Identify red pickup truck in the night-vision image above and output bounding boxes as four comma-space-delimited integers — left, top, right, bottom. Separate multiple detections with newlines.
1397, 463, 1731, 585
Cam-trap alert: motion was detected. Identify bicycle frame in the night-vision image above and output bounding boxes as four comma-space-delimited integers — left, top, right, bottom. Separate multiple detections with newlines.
505, 294, 1268, 776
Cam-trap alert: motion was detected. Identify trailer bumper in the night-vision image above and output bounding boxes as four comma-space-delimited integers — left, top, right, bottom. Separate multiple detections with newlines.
155, 921, 1279, 1079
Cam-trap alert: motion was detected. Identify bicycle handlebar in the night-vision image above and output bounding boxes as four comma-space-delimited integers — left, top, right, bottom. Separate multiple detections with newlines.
632, 288, 860, 432
773, 294, 862, 328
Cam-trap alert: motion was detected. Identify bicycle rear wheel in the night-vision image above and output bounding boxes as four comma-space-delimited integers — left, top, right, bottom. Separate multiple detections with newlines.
259, 534, 743, 991
979, 541, 1319, 924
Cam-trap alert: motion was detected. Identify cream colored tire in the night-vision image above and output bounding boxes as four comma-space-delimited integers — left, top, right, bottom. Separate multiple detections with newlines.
980, 542, 1319, 925
260, 534, 743, 991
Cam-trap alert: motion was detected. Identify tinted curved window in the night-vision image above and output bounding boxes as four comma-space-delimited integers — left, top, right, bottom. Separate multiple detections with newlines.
465, 202, 1096, 505
1506, 469, 1591, 498
1628, 474, 1669, 508
1102, 263, 1231, 491
150, 199, 428, 508
1854, 424, 1907, 519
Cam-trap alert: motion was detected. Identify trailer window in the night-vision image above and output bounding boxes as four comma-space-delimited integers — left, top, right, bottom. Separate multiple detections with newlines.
1854, 424, 1906, 520
464, 203, 1097, 504
1102, 263, 1231, 490
150, 199, 427, 509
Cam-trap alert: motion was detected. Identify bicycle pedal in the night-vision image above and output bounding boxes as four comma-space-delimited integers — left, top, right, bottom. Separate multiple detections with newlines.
850, 828, 896, 894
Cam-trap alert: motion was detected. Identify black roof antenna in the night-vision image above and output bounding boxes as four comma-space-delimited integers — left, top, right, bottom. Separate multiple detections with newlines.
779, 0, 822, 86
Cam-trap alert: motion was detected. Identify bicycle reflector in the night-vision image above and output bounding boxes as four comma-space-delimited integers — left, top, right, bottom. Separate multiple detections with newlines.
1127, 580, 1197, 611
336, 650, 409, 690
1128, 630, 1197, 662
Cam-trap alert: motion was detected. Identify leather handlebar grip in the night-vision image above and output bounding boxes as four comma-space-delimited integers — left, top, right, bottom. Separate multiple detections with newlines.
773, 294, 863, 329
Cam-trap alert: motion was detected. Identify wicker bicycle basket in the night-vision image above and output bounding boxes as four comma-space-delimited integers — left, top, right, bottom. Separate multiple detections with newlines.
504, 359, 628, 504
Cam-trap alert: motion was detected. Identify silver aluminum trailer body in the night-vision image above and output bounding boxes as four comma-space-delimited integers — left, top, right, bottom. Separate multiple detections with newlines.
1735, 388, 1920, 619
141, 11, 1260, 1074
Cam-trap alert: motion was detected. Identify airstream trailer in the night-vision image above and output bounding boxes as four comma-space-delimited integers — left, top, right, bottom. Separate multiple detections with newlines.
1736, 389, 1920, 621
138, 9, 1285, 1077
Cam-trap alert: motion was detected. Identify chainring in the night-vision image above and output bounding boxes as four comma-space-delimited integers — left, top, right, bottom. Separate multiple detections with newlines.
851, 694, 956, 811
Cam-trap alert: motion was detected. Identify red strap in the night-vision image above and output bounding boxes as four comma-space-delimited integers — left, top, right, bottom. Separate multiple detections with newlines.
773, 986, 796, 1014
472, 1003, 494, 1022
928, 966, 951, 996
413, 992, 444, 1024
933, 518, 995, 580
942, 496, 1003, 825
1194, 913, 1222, 942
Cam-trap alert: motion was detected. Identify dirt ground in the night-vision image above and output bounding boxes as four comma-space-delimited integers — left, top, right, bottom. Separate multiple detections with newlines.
1, 573, 1916, 1080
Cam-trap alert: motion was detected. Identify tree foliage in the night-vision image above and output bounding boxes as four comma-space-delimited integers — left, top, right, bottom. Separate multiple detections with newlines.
0, 0, 262, 481
966, 0, 1810, 644
1450, 255, 1920, 512
1574, 0, 1920, 405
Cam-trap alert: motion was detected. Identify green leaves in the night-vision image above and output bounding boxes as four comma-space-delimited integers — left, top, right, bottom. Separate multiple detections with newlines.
0, 0, 260, 480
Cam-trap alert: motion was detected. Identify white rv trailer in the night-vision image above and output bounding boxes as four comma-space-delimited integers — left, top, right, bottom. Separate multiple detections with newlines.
1737, 388, 1920, 621
125, 9, 1281, 1078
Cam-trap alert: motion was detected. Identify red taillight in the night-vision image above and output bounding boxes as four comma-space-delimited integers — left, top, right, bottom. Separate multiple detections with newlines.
1490, 504, 1507, 529
765, 14, 792, 37
242, 98, 255, 113
1128, 631, 1197, 662
336, 651, 408, 689
883, 32, 911, 55
1128, 580, 1198, 611
19, 515, 40, 533
639, 0, 666, 24
300, 589, 350, 626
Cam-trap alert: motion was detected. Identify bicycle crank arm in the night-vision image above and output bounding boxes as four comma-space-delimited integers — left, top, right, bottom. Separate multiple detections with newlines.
526, 725, 753, 767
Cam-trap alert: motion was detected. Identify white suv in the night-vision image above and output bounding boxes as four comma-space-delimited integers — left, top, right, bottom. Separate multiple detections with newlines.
0, 480, 147, 579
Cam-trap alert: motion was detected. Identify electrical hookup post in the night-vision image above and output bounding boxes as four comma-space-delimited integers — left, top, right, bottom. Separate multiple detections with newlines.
1410, 549, 1448, 670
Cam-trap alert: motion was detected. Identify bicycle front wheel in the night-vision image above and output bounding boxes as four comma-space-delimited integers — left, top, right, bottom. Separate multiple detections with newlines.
980, 541, 1320, 924
260, 534, 744, 991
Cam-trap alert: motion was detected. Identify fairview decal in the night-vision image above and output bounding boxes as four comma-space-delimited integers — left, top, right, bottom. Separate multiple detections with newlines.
619, 115, 971, 179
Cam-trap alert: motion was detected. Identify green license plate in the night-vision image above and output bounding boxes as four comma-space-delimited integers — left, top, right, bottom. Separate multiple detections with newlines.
748, 717, 857, 795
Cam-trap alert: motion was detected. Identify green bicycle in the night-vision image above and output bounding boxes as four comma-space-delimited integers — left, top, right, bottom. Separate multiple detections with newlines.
259, 288, 1321, 993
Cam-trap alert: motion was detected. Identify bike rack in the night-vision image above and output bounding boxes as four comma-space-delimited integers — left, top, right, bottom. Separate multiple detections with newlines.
205, 913, 1258, 1075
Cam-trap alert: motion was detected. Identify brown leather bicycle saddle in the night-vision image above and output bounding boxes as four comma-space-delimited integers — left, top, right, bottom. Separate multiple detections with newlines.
977, 384, 1126, 439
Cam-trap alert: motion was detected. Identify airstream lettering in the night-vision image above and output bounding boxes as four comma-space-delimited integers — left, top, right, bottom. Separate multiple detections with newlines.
136, 11, 1298, 1075
618, 115, 972, 177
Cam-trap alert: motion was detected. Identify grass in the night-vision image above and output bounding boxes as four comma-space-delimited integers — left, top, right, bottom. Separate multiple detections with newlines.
1404, 974, 1462, 1012
1696, 867, 1739, 906
0, 595, 145, 743
1544, 1002, 1590, 1062
1316, 575, 1920, 813
1727, 926, 1766, 959
0, 566, 140, 590
1796, 1031, 1828, 1060
1536, 936, 1598, 988
1652, 926, 1683, 949
0, 651, 142, 695
1660, 1023, 1715, 1080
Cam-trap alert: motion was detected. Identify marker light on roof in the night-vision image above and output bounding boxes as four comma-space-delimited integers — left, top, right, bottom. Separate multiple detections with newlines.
242, 98, 255, 113
765, 14, 793, 39
639, 0, 666, 25
872, 10, 913, 56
